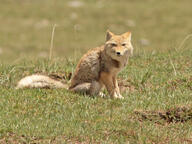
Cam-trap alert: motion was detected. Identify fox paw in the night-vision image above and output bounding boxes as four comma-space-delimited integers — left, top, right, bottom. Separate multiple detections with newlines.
117, 94, 124, 99
99, 92, 106, 98
113, 92, 124, 99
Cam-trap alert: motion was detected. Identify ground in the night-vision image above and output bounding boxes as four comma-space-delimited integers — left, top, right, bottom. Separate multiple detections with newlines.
0, 0, 192, 143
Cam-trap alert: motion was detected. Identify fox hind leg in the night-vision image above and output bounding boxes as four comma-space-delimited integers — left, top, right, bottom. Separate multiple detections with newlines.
69, 83, 91, 94
69, 81, 103, 96
89, 81, 103, 96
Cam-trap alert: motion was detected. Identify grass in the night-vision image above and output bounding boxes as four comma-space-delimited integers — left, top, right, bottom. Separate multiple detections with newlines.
0, 0, 192, 143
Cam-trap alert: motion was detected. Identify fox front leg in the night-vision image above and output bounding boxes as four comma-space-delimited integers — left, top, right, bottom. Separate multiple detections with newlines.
100, 72, 123, 99
113, 77, 124, 99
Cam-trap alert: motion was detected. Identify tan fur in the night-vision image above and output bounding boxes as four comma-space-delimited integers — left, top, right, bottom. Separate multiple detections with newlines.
16, 74, 68, 89
17, 31, 133, 99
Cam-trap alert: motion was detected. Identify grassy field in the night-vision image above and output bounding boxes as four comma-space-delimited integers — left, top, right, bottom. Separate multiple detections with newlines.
0, 0, 192, 143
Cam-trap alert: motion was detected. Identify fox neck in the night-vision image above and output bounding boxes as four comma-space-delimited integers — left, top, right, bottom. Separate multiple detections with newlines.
102, 47, 127, 74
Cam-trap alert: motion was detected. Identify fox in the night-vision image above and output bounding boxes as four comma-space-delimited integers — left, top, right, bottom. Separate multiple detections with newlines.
16, 31, 133, 99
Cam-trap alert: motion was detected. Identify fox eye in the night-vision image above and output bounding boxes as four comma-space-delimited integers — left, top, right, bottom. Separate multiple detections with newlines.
122, 43, 126, 46
111, 43, 117, 47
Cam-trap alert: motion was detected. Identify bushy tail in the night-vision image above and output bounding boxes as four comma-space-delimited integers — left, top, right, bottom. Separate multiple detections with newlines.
16, 74, 68, 89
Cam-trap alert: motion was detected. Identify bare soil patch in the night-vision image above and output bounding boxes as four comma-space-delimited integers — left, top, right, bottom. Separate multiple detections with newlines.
135, 106, 192, 123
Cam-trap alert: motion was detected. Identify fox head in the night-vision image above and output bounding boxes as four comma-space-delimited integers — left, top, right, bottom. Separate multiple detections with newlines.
105, 30, 133, 62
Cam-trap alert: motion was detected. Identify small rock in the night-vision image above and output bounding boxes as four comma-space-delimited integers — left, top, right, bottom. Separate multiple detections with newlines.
70, 12, 78, 20
74, 24, 81, 31
67, 1, 84, 8
0, 48, 3, 54
35, 19, 50, 29
139, 38, 150, 46
126, 20, 136, 27
96, 1, 104, 9
38, 52, 47, 58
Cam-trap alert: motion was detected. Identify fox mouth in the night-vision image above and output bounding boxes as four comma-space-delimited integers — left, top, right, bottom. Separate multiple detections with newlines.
111, 54, 123, 62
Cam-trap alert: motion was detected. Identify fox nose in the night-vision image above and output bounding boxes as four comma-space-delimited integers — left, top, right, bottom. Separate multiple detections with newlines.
116, 52, 121, 55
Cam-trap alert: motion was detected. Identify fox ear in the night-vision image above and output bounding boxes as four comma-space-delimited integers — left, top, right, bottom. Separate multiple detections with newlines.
106, 30, 114, 41
123, 32, 131, 41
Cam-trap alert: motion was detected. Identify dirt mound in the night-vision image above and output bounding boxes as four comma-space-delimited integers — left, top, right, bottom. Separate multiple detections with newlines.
135, 106, 192, 123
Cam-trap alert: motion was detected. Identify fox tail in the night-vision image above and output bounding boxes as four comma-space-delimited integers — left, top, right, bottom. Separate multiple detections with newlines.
16, 74, 68, 89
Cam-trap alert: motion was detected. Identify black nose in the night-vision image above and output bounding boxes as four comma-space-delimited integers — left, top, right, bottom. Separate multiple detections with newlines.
116, 52, 121, 55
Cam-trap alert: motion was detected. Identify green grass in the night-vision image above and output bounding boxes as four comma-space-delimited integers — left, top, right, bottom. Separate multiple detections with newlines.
0, 0, 192, 143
